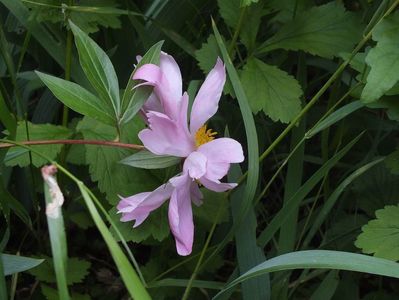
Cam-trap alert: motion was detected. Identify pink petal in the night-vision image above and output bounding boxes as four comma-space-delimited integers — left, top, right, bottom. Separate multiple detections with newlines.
183, 151, 207, 179
117, 183, 173, 227
190, 58, 226, 134
168, 173, 194, 256
142, 93, 163, 114
159, 52, 182, 104
199, 177, 237, 193
139, 112, 194, 157
204, 161, 230, 181
133, 64, 161, 85
198, 138, 244, 163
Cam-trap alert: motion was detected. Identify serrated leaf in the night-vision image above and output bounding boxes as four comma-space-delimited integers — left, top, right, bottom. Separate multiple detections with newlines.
241, 58, 302, 123
356, 205, 399, 261
69, 21, 120, 118
257, 2, 362, 58
385, 149, 399, 175
36, 71, 115, 125
109, 206, 169, 243
361, 13, 399, 103
120, 41, 163, 124
25, 0, 121, 33
5, 121, 71, 167
77, 117, 158, 204
29, 257, 91, 285
120, 150, 181, 169
266, 0, 313, 24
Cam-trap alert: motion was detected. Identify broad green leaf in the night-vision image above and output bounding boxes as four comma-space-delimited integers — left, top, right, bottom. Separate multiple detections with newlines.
36, 71, 115, 125
77, 117, 158, 205
361, 13, 399, 103
69, 20, 120, 117
120, 150, 181, 169
355, 205, 399, 261
241, 58, 302, 123
214, 250, 399, 300
43, 170, 70, 299
192, 189, 229, 226
25, 0, 122, 33
196, 35, 220, 73
241, 0, 258, 6
120, 41, 163, 124
78, 185, 151, 300
256, 2, 362, 58
29, 257, 91, 285
266, 0, 313, 24
2, 254, 44, 276
5, 121, 71, 167
109, 206, 169, 243
367, 97, 399, 121
385, 149, 399, 175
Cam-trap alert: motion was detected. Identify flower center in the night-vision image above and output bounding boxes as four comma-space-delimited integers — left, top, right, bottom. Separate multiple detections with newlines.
195, 125, 217, 147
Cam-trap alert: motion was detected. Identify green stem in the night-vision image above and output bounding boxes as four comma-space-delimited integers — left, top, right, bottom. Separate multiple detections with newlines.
0, 139, 144, 150
181, 204, 224, 300
228, 7, 247, 56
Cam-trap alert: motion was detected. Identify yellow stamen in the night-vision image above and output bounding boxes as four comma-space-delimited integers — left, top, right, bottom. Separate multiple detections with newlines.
195, 125, 217, 147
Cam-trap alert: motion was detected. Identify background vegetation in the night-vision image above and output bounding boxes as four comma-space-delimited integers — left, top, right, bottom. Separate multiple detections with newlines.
1, 0, 399, 299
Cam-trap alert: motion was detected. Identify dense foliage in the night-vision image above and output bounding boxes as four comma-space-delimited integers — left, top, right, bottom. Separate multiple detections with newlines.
1, 0, 399, 299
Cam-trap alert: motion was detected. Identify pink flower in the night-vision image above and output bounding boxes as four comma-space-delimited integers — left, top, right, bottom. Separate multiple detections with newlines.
117, 54, 244, 255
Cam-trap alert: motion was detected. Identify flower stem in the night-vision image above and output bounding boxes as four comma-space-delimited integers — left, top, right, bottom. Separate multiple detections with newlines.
0, 139, 145, 150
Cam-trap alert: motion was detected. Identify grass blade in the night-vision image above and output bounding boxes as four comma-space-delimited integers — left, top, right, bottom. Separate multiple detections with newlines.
214, 250, 399, 299
42, 166, 70, 300
257, 132, 363, 248
77, 184, 151, 300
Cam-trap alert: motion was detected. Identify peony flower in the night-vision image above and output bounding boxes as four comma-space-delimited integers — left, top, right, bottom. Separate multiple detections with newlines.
117, 54, 244, 255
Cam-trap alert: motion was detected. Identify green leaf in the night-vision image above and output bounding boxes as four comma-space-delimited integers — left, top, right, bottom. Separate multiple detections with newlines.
69, 20, 120, 118
109, 206, 169, 243
120, 150, 181, 169
43, 170, 70, 299
266, 0, 313, 24
77, 117, 158, 204
120, 41, 163, 124
25, 0, 122, 33
214, 250, 399, 299
196, 35, 220, 73
241, 58, 302, 123
0, 85, 16, 137
36, 71, 115, 125
2, 254, 44, 276
29, 257, 91, 285
361, 13, 399, 103
355, 205, 399, 261
241, 0, 259, 6
256, 2, 362, 58
5, 121, 71, 167
385, 149, 399, 175
78, 185, 151, 300
192, 189, 229, 226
